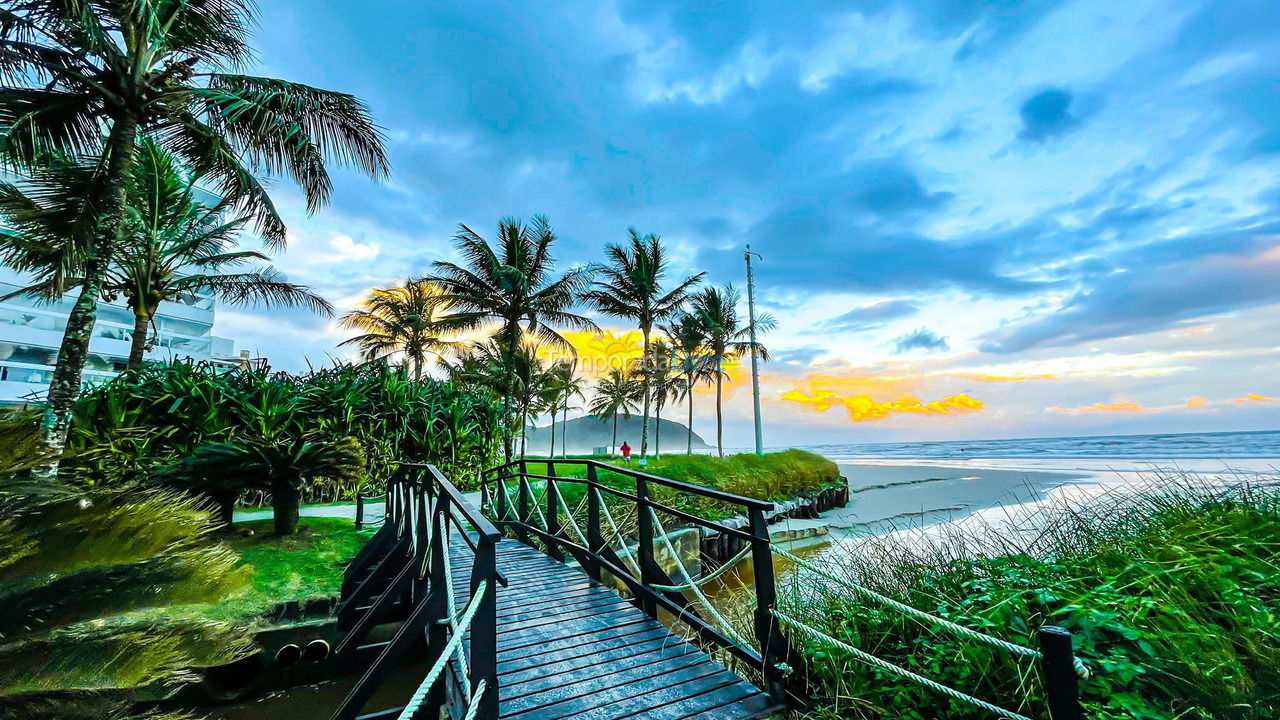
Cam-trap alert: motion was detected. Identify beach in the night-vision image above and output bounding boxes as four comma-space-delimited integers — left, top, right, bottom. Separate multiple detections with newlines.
807, 441, 1280, 538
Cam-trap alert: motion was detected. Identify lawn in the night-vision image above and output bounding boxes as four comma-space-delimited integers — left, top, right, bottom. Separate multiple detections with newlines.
203, 517, 374, 624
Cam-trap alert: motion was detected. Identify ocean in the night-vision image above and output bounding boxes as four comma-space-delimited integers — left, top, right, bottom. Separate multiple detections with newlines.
796, 429, 1279, 461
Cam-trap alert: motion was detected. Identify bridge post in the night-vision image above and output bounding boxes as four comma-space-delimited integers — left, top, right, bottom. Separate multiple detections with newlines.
585, 465, 603, 581
545, 461, 565, 561
1040, 626, 1084, 720
634, 476, 658, 618
516, 460, 531, 545
470, 535, 500, 720
415, 497, 450, 719
748, 507, 788, 705
412, 485, 430, 604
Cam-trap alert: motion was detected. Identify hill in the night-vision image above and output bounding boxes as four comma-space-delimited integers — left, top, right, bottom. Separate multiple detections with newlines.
525, 414, 710, 454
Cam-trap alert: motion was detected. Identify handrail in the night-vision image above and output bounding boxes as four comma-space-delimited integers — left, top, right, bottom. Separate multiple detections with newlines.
478, 456, 792, 706
331, 463, 500, 720
485, 457, 776, 510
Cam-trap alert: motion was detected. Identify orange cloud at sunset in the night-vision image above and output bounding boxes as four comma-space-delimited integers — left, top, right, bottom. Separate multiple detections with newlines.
1232, 393, 1277, 404
782, 389, 984, 423
1047, 402, 1147, 414
951, 372, 1059, 383
1186, 396, 1209, 408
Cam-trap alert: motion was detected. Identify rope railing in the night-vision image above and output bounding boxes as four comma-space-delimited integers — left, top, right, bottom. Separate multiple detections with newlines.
396, 583, 489, 720
774, 609, 1035, 720
648, 507, 754, 648
769, 545, 1091, 679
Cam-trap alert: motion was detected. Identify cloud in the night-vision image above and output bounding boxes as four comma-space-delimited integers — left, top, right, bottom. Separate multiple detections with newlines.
1047, 401, 1147, 414
821, 299, 919, 332
1017, 88, 1082, 143
1232, 393, 1277, 404
893, 327, 950, 354
845, 160, 953, 217
783, 389, 984, 422
1186, 396, 1209, 408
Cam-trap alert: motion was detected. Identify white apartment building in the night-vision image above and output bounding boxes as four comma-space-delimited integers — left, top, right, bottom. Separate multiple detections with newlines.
0, 265, 242, 405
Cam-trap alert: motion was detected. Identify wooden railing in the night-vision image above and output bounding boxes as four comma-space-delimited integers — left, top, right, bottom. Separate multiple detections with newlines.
331, 463, 502, 720
477, 457, 792, 705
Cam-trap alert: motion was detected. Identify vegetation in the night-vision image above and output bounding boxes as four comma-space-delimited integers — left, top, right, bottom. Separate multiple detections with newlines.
64, 361, 503, 530
339, 279, 456, 381
0, 0, 387, 463
587, 367, 642, 452
583, 228, 704, 457
782, 479, 1280, 720
206, 517, 373, 624
0, 411, 250, 720
0, 140, 332, 370
685, 285, 774, 456
523, 449, 841, 522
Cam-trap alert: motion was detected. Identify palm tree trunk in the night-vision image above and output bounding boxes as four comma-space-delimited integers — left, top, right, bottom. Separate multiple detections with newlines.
687, 374, 695, 454
611, 412, 618, 453
549, 401, 556, 457
126, 310, 151, 370
272, 476, 302, 536
715, 364, 724, 457
37, 114, 141, 478
640, 327, 651, 456
655, 402, 661, 457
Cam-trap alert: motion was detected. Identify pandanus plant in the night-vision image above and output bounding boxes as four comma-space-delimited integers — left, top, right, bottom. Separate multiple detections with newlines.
168, 374, 365, 534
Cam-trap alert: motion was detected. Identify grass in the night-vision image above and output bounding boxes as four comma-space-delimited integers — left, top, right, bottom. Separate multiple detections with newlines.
778, 476, 1280, 720
198, 517, 374, 624
519, 449, 842, 521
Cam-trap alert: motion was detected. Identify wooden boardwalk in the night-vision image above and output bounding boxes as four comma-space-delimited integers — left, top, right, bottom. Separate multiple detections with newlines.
448, 537, 781, 720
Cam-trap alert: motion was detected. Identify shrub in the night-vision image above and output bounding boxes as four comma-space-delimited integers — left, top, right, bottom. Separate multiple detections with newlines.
783, 477, 1280, 720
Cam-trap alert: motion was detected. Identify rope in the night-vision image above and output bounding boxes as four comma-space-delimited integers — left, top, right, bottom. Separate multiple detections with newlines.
774, 610, 1034, 720
553, 487, 593, 549
461, 679, 488, 720
596, 487, 642, 576
438, 512, 471, 697
651, 545, 752, 592
771, 545, 1090, 679
396, 583, 489, 720
648, 507, 753, 649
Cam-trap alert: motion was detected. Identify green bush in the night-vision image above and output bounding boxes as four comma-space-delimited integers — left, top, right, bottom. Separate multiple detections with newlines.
521, 449, 842, 522
784, 479, 1280, 720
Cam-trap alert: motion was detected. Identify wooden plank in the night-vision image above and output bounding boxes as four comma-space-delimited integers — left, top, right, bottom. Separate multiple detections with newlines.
498, 617, 658, 659
496, 622, 665, 667
496, 627, 672, 676
502, 638, 700, 694
671, 684, 781, 720
499, 653, 721, 718
554, 671, 747, 720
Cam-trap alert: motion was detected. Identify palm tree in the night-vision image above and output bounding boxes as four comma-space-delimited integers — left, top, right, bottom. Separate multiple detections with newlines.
339, 279, 456, 381
431, 216, 597, 357
583, 229, 703, 458
447, 340, 546, 460
588, 367, 642, 454
688, 286, 773, 457
646, 338, 687, 457
661, 313, 714, 454
543, 361, 587, 458
1, 141, 334, 370
0, 0, 388, 463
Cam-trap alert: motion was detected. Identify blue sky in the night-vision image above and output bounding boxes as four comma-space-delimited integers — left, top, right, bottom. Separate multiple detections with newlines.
214, 0, 1280, 447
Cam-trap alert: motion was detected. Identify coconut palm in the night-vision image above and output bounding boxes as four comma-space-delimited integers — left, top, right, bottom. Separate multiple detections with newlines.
688, 286, 773, 457
588, 367, 642, 454
645, 338, 687, 457
661, 313, 715, 454
0, 0, 388, 462
430, 216, 597, 356
1, 141, 334, 370
543, 361, 587, 457
583, 229, 703, 457
447, 340, 547, 460
339, 279, 456, 381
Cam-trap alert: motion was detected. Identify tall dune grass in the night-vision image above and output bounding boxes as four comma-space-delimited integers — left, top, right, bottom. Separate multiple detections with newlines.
781, 474, 1280, 720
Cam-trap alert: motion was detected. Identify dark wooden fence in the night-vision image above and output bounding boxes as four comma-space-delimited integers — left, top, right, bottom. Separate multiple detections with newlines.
477, 457, 792, 705
331, 463, 502, 720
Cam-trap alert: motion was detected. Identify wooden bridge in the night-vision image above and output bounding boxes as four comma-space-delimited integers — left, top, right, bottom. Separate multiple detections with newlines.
327, 460, 791, 720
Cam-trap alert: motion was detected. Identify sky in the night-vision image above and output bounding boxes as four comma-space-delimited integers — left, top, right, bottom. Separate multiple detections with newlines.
213, 0, 1280, 448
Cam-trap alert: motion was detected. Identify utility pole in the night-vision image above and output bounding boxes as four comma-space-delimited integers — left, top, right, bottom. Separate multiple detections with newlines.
745, 245, 764, 455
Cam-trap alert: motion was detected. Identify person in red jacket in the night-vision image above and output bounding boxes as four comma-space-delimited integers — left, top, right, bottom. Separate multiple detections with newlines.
619, 440, 632, 464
